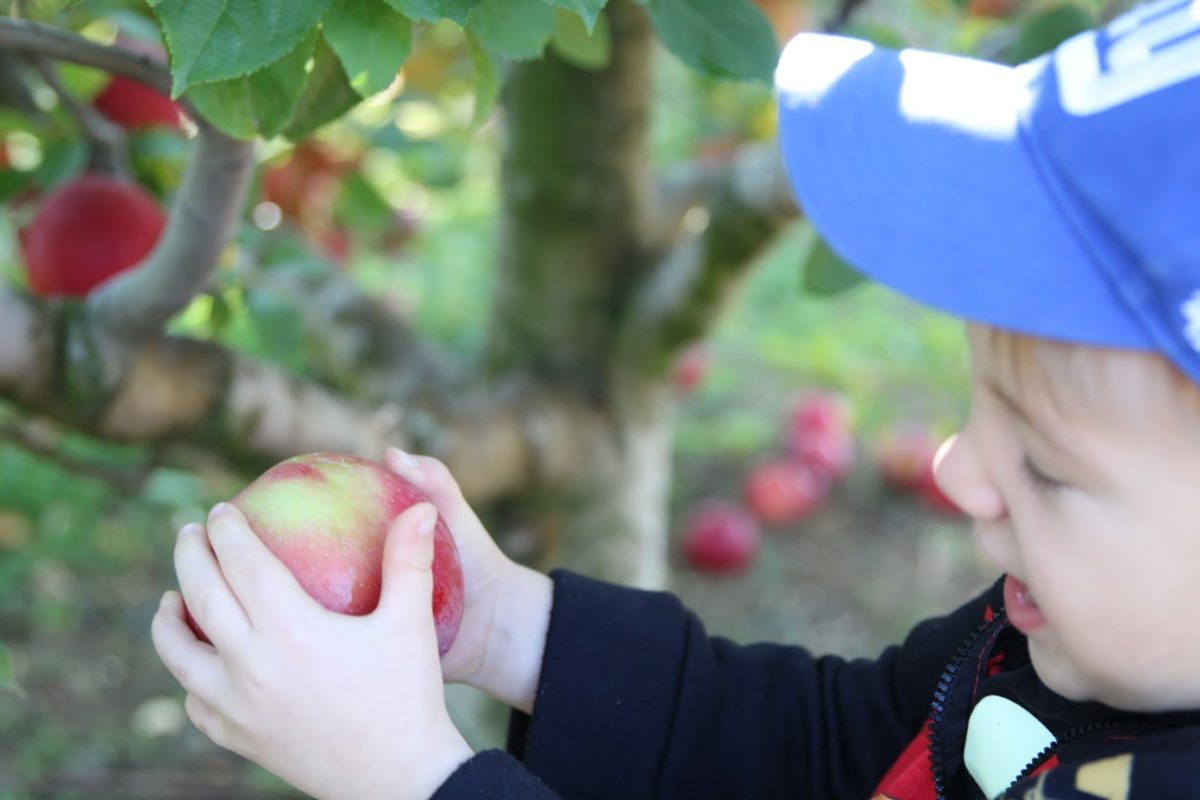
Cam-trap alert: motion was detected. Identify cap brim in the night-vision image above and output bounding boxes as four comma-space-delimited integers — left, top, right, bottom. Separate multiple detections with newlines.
775, 34, 1148, 350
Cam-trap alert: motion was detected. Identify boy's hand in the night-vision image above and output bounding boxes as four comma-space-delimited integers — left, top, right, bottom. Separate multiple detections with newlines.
151, 502, 472, 800
383, 448, 552, 714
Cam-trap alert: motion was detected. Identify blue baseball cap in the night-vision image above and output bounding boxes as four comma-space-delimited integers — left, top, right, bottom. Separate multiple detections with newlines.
775, 0, 1200, 385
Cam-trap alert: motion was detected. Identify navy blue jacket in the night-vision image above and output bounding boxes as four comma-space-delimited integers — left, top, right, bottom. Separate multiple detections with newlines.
433, 571, 1200, 799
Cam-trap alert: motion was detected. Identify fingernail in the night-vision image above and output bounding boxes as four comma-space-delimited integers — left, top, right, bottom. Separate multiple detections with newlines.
208, 502, 233, 525
415, 503, 436, 539
178, 523, 201, 539
388, 447, 420, 475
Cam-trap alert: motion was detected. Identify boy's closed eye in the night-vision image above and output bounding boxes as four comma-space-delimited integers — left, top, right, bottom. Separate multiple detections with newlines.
1020, 454, 1067, 495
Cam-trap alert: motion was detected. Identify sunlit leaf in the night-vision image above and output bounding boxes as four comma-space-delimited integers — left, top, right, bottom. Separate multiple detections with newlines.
466, 0, 557, 61
184, 31, 317, 139
547, 0, 609, 33
640, 0, 778, 83
283, 38, 363, 140
324, 0, 414, 97
384, 0, 484, 25
801, 234, 865, 297
467, 33, 501, 127
153, 0, 331, 96
550, 8, 612, 70
1006, 4, 1095, 63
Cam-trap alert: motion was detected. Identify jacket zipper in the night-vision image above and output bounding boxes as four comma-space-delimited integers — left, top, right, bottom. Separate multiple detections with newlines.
928, 615, 1003, 800
1000, 717, 1158, 797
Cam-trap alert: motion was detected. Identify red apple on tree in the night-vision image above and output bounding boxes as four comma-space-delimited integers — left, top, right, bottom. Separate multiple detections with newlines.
93, 75, 184, 132
680, 499, 761, 574
185, 453, 465, 656
743, 457, 828, 526
92, 38, 185, 132
19, 173, 166, 297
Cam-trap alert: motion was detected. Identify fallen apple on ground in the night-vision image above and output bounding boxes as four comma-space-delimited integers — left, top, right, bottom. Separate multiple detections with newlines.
743, 457, 828, 526
185, 452, 464, 656
786, 390, 856, 481
680, 499, 762, 574
875, 424, 940, 492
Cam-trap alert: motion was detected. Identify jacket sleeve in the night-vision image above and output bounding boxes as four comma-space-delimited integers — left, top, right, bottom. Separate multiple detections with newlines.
501, 569, 1003, 800
430, 750, 562, 799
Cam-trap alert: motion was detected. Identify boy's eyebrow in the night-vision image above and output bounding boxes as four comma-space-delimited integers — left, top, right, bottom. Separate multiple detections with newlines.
983, 378, 1074, 454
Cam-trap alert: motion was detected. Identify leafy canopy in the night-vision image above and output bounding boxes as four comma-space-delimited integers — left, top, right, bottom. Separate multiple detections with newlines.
147, 0, 779, 139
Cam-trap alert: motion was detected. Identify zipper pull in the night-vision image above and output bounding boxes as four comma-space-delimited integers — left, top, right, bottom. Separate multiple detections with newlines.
964, 695, 1056, 799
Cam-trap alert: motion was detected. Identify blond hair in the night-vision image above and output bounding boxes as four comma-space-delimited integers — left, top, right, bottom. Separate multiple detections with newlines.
978, 325, 1200, 434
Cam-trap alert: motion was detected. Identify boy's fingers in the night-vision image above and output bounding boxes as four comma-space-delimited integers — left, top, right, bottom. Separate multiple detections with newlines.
384, 448, 485, 542
151, 591, 228, 702
175, 523, 251, 652
184, 692, 234, 752
376, 503, 438, 631
206, 503, 315, 628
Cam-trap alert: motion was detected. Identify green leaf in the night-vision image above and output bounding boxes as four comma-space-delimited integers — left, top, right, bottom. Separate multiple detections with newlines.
1007, 4, 1096, 63
466, 34, 501, 127
153, 0, 332, 96
383, 0, 483, 25
801, 235, 865, 297
641, 0, 778, 83
0, 641, 21, 696
547, 0, 608, 33
840, 21, 908, 50
324, 0, 414, 97
466, 0, 557, 61
284, 37, 364, 140
185, 31, 317, 139
550, 7, 611, 70
334, 173, 396, 238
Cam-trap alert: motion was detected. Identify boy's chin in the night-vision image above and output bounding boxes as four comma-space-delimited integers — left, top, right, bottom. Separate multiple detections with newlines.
1029, 642, 1187, 713
1027, 640, 1098, 705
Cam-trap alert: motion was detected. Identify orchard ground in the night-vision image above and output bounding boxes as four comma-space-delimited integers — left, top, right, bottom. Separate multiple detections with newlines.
0, 225, 998, 797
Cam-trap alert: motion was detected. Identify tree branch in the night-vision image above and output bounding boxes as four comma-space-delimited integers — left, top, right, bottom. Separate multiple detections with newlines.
0, 51, 42, 117
0, 16, 257, 341
29, 56, 131, 177
0, 17, 177, 110
0, 286, 606, 505
85, 127, 256, 339
248, 265, 459, 405
616, 141, 798, 374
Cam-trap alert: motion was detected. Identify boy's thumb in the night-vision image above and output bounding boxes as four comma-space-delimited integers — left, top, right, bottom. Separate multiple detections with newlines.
377, 502, 437, 622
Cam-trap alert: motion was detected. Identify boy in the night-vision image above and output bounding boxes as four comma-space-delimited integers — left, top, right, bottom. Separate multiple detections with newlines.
150, 1, 1200, 797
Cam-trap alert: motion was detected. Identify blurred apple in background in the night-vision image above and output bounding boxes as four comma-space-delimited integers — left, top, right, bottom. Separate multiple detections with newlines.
680, 499, 762, 574
875, 424, 963, 515
672, 343, 710, 393
785, 390, 855, 482
743, 457, 828, 526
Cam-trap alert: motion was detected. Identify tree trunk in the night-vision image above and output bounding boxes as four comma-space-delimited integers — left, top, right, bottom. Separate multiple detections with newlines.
486, 0, 674, 587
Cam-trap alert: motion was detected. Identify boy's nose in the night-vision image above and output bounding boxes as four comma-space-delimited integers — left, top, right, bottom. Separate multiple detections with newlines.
932, 433, 1005, 522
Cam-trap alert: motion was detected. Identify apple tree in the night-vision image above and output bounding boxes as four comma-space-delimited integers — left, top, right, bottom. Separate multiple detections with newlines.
0, 0, 1128, 608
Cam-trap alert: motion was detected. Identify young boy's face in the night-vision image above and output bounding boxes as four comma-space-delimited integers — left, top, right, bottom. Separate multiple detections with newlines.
934, 324, 1200, 713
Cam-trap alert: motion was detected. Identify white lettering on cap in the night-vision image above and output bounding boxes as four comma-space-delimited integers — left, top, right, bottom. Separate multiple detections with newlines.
1182, 289, 1200, 353
1055, 0, 1200, 115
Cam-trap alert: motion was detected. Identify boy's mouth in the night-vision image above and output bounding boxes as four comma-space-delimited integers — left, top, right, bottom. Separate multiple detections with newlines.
1004, 574, 1046, 634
